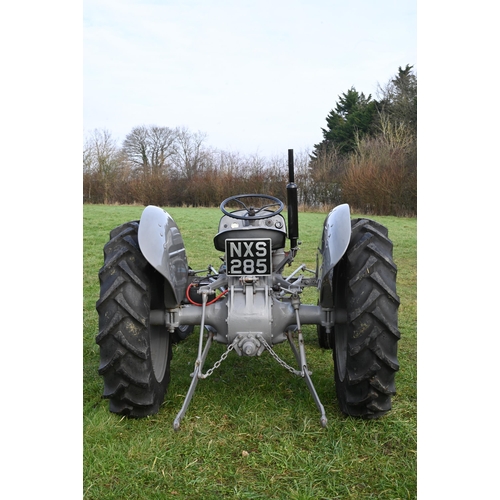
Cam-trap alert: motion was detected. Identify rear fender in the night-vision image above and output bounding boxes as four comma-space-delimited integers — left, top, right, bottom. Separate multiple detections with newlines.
318, 204, 351, 307
138, 206, 189, 308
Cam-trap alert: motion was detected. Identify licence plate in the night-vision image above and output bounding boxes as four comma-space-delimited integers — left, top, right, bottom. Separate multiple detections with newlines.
225, 238, 272, 276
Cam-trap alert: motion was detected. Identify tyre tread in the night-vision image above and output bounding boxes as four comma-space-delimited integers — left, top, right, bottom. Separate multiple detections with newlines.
333, 218, 400, 418
95, 221, 171, 417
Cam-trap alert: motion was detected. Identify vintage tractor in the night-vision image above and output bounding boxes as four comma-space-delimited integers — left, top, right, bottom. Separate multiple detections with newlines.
96, 150, 400, 429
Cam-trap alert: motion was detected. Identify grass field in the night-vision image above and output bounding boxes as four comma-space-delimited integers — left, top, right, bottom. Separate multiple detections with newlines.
83, 204, 417, 499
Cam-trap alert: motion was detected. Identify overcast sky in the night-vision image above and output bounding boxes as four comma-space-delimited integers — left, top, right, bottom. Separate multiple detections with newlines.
83, 0, 416, 157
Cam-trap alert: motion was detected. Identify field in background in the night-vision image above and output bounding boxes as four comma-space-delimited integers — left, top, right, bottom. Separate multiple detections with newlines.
83, 205, 416, 499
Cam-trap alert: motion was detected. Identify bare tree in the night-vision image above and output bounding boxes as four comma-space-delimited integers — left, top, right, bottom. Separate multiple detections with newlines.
149, 125, 178, 174
171, 127, 208, 179
307, 144, 346, 207
83, 129, 120, 203
217, 150, 245, 176
122, 125, 178, 177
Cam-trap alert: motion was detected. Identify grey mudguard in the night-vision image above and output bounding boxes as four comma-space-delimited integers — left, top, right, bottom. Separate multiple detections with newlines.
138, 205, 189, 308
318, 203, 351, 307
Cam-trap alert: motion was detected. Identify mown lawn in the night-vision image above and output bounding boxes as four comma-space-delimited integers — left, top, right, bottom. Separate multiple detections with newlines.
83, 204, 417, 499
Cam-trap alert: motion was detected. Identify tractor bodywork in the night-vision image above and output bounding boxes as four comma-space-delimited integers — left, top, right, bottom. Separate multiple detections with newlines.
96, 150, 400, 429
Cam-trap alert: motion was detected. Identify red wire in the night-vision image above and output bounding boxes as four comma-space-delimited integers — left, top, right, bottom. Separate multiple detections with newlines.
186, 282, 228, 306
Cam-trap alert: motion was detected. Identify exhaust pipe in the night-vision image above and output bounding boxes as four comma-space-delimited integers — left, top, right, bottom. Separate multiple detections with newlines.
287, 149, 299, 250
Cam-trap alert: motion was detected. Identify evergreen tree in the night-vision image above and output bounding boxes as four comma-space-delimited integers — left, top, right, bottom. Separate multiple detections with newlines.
312, 87, 378, 156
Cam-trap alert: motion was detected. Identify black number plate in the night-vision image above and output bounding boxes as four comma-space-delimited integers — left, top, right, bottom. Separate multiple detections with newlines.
225, 238, 272, 276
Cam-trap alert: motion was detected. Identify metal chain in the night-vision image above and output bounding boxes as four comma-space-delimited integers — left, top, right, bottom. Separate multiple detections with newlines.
257, 335, 303, 377
200, 338, 238, 379
200, 334, 306, 379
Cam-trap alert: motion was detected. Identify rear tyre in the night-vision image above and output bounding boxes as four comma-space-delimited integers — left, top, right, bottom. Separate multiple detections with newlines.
332, 218, 400, 418
95, 221, 172, 417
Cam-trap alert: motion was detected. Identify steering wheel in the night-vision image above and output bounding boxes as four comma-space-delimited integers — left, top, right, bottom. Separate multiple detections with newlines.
220, 194, 284, 220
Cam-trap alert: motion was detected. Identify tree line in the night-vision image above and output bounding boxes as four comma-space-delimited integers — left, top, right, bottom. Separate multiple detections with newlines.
83, 65, 416, 216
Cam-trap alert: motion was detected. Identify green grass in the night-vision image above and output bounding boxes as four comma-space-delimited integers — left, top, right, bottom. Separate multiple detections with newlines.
83, 205, 417, 499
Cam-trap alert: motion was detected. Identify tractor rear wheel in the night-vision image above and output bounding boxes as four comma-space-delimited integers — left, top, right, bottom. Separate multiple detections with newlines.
95, 221, 172, 417
331, 218, 400, 418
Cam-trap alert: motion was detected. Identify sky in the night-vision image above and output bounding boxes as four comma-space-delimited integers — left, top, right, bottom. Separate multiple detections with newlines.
83, 0, 416, 157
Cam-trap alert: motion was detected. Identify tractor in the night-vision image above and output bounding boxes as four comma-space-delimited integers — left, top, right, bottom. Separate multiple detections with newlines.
96, 150, 400, 429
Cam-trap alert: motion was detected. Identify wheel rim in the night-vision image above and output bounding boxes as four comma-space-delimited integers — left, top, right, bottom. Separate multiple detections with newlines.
150, 325, 169, 382
149, 272, 170, 383
332, 260, 348, 382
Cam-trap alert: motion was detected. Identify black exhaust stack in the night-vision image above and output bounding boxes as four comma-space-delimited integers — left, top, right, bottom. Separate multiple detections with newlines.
287, 149, 299, 250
